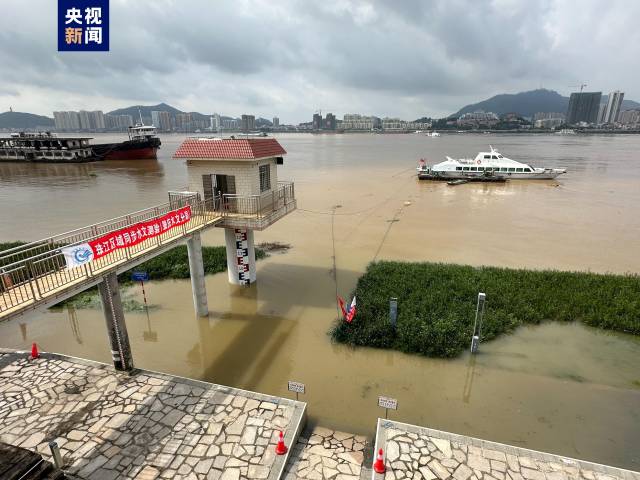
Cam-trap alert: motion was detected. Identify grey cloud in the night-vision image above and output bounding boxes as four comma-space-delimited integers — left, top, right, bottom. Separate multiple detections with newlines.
0, 0, 638, 121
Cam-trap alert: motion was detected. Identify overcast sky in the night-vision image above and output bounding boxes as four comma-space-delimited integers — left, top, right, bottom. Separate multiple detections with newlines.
1, 0, 638, 123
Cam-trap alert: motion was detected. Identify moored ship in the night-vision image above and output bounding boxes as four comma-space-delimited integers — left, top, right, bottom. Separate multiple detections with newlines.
92, 124, 161, 160
417, 146, 566, 180
0, 132, 96, 163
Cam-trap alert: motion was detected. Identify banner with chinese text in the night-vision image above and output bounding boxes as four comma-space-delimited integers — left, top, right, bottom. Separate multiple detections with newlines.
62, 206, 192, 268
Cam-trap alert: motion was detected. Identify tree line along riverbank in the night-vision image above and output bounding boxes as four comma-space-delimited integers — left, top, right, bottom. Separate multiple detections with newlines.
330, 261, 640, 358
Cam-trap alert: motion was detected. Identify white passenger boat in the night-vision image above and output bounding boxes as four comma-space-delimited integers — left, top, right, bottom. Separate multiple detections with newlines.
417, 146, 566, 180
426, 131, 440, 137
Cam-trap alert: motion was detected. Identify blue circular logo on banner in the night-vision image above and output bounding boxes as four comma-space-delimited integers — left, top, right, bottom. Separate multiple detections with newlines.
73, 246, 93, 263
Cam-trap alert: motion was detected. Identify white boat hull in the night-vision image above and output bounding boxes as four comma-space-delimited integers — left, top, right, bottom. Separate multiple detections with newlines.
417, 168, 565, 180
417, 147, 566, 180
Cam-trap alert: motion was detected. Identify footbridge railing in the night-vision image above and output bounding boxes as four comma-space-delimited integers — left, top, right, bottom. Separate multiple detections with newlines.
0, 196, 222, 317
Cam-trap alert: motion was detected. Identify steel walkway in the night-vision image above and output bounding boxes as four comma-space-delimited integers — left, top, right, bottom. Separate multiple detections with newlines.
0, 196, 222, 321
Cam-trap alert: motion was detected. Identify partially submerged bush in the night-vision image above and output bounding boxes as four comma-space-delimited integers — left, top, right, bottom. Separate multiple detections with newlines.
331, 261, 640, 358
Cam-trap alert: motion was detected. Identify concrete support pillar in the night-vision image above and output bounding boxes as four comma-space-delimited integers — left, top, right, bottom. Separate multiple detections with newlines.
187, 232, 209, 317
224, 228, 256, 285
98, 272, 134, 371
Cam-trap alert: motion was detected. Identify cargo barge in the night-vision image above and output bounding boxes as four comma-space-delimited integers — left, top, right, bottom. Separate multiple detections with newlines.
92, 124, 161, 160
0, 132, 96, 163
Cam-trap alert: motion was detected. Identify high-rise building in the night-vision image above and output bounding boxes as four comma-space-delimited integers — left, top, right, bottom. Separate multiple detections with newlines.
618, 109, 640, 125
175, 113, 193, 132
241, 114, 255, 133
602, 91, 624, 124
566, 92, 602, 125
151, 111, 171, 131
210, 113, 221, 132
222, 119, 239, 130
273, 117, 280, 128
597, 103, 607, 124
90, 111, 105, 130
324, 113, 336, 130
312, 113, 322, 130
53, 111, 82, 131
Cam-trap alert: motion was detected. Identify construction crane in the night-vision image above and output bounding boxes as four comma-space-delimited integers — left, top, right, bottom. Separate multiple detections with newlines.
569, 83, 588, 93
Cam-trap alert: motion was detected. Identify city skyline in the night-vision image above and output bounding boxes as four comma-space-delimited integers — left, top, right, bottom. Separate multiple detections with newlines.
1, 0, 639, 123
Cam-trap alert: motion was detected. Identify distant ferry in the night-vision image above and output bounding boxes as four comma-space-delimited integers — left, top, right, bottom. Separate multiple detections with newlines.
92, 124, 161, 160
555, 128, 576, 135
426, 131, 440, 137
417, 146, 566, 180
0, 132, 96, 163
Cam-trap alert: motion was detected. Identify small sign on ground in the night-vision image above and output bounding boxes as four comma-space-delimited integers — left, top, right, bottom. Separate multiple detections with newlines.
288, 381, 305, 394
378, 396, 398, 410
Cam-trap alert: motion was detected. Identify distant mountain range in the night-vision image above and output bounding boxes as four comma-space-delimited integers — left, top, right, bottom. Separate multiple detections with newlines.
451, 89, 640, 118
0, 111, 54, 129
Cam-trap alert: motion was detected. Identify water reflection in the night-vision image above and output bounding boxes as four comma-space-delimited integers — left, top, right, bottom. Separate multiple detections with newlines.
196, 282, 298, 392
67, 306, 83, 345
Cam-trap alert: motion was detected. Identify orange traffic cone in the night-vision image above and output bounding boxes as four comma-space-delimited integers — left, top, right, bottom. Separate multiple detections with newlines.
373, 448, 386, 474
275, 431, 288, 455
30, 342, 39, 359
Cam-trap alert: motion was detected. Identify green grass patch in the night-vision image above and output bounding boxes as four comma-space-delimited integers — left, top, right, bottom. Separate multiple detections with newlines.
61, 245, 267, 310
330, 261, 640, 358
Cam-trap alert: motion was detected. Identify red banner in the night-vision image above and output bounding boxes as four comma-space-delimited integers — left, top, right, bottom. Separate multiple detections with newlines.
88, 206, 192, 259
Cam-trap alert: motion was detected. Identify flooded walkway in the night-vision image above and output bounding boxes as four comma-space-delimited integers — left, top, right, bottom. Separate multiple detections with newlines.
0, 349, 306, 479
373, 420, 640, 480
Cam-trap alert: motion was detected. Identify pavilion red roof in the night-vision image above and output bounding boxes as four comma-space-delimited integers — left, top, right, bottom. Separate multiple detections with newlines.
173, 138, 287, 159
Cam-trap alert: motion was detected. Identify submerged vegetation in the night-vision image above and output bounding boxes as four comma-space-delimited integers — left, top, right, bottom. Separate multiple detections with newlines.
60, 245, 267, 310
331, 261, 640, 358
0, 242, 267, 311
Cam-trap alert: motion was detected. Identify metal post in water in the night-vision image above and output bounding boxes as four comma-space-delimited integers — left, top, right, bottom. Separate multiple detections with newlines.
470, 292, 486, 354
49, 441, 63, 469
389, 297, 398, 328
98, 272, 134, 371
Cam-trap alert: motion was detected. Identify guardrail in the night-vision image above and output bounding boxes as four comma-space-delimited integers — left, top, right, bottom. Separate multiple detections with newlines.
220, 181, 295, 218
0, 196, 221, 315
0, 181, 296, 316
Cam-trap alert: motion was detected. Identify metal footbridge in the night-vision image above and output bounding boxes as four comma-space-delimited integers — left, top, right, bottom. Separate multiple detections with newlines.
0, 195, 223, 321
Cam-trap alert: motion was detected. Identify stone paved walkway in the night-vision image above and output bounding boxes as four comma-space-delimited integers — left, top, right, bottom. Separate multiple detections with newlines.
373, 420, 639, 480
284, 426, 368, 480
0, 349, 306, 480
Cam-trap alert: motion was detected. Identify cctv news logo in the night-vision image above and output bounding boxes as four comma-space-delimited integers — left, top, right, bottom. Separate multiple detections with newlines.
58, 0, 109, 51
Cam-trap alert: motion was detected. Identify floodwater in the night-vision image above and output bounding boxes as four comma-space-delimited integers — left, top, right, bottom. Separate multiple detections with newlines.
1, 133, 639, 470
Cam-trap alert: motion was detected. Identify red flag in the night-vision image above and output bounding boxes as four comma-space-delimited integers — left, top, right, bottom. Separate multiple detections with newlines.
337, 296, 347, 318
338, 295, 356, 323
345, 296, 356, 323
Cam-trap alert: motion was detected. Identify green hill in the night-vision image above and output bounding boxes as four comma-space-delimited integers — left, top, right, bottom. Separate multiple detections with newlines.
107, 102, 183, 118
451, 89, 640, 118
0, 111, 54, 129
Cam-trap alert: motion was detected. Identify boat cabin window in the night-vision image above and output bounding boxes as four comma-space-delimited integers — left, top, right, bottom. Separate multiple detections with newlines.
477, 167, 484, 171
484, 155, 490, 159
456, 167, 462, 171
524, 167, 531, 172
497, 155, 503, 158
500, 167, 507, 172
463, 167, 470, 171
470, 167, 477, 171
508, 168, 515, 172
491, 155, 498, 159
516, 168, 523, 172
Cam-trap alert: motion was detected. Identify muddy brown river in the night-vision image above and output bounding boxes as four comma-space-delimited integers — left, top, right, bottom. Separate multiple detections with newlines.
1, 133, 639, 470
